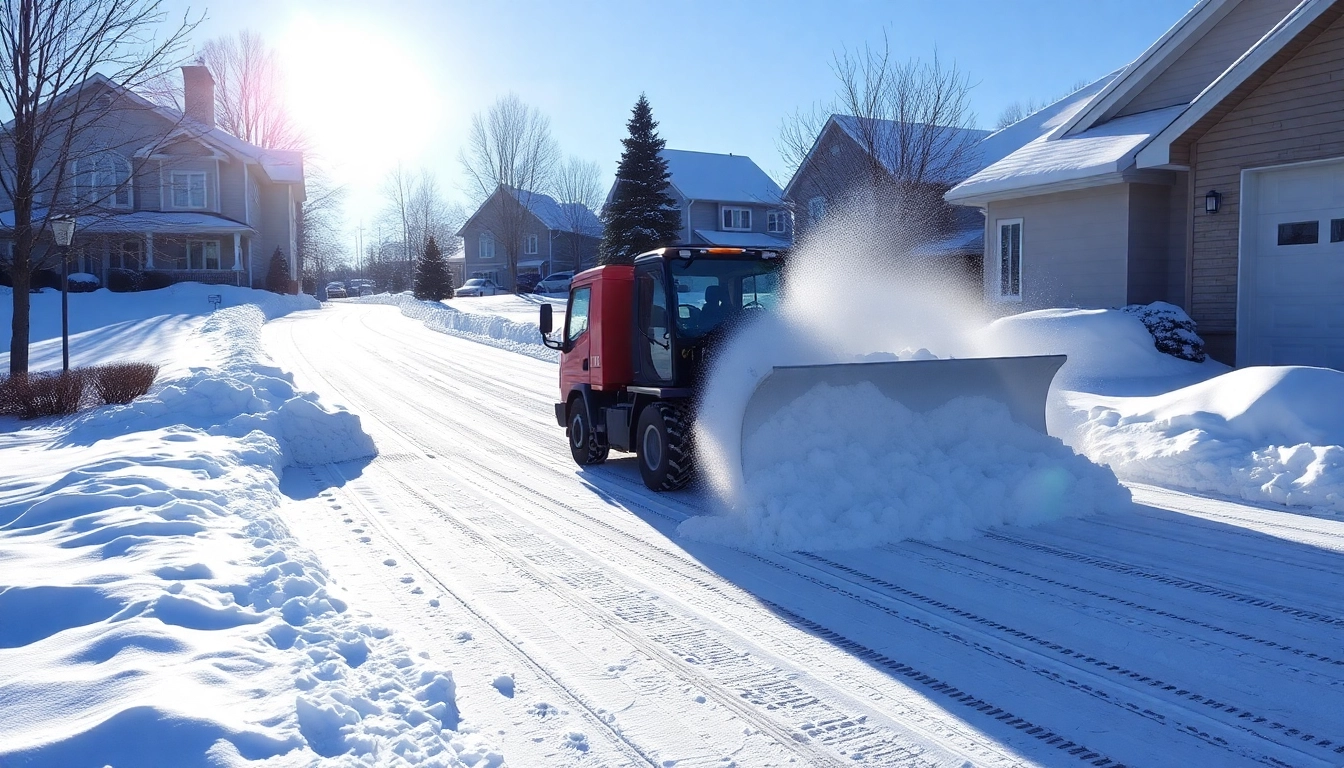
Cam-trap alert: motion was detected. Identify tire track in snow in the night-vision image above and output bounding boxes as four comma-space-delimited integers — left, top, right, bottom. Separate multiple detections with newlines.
909, 540, 1344, 671
985, 532, 1344, 629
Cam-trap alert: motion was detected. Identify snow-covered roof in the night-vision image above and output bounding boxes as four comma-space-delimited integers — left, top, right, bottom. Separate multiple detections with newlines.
692, 229, 790, 249
662, 149, 783, 205
831, 115, 992, 179
507, 188, 600, 234
76, 74, 304, 188
910, 225, 985, 259
943, 74, 1190, 204
0, 208, 256, 234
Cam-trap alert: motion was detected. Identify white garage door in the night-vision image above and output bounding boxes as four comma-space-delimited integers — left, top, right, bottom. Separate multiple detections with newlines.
1241, 159, 1344, 369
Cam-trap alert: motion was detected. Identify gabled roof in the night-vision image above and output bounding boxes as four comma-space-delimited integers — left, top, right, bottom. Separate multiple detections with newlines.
78, 74, 304, 187
782, 115, 993, 199
692, 229, 790, 248
660, 149, 783, 204
506, 187, 600, 234
1138, 0, 1341, 168
456, 185, 601, 237
946, 0, 1319, 204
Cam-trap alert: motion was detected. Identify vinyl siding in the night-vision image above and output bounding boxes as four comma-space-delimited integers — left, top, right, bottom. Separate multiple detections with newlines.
1117, 0, 1299, 117
1189, 10, 1344, 360
1126, 183, 1176, 305
984, 184, 1131, 310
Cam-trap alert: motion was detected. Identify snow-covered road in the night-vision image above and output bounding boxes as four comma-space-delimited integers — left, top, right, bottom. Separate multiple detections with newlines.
264, 302, 1344, 767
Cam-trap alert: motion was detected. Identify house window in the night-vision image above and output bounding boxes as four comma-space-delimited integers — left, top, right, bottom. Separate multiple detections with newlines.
808, 196, 825, 224
186, 240, 221, 270
767, 211, 788, 233
1331, 219, 1344, 243
170, 171, 207, 208
115, 240, 142, 270
997, 219, 1023, 300
722, 207, 751, 231
524, 234, 538, 255
79, 153, 132, 208
479, 233, 495, 260
1277, 221, 1319, 246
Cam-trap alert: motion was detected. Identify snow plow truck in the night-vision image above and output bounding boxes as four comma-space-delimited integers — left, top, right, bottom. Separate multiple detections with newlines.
539, 246, 1065, 492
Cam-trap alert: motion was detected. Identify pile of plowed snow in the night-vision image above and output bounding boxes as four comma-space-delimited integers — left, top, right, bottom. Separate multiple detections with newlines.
984, 307, 1344, 513
681, 382, 1131, 550
352, 292, 558, 361
0, 302, 499, 765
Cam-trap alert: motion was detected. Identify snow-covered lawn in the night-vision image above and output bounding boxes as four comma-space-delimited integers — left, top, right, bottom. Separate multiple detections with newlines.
0, 288, 499, 766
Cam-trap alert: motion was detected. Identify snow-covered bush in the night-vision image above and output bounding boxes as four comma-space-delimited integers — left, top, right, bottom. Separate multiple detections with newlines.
1123, 301, 1206, 362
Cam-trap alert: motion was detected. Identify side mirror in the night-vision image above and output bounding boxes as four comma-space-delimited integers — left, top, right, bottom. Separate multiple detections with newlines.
539, 302, 554, 335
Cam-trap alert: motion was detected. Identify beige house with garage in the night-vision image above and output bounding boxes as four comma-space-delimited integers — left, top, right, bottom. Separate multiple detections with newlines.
946, 0, 1344, 368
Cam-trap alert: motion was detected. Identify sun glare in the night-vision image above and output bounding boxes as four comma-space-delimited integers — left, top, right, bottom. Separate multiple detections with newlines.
278, 14, 439, 181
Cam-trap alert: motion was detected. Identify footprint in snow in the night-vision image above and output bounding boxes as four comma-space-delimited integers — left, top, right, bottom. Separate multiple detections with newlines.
492, 674, 515, 697
359, 537, 371, 544
564, 731, 588, 752
527, 702, 558, 718
382, 558, 396, 566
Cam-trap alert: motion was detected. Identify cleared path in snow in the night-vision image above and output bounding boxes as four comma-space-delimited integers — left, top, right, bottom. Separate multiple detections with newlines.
265, 303, 1344, 768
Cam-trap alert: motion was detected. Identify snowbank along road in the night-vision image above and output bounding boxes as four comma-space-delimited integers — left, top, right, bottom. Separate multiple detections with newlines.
265, 302, 1344, 768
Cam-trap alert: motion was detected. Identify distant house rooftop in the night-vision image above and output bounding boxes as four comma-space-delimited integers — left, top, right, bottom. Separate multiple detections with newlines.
660, 149, 783, 204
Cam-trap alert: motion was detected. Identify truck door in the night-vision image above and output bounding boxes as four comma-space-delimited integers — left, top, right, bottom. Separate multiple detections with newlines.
633, 263, 674, 385
561, 285, 593, 391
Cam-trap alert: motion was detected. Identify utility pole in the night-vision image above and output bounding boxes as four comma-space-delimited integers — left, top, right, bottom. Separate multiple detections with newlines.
355, 223, 364, 277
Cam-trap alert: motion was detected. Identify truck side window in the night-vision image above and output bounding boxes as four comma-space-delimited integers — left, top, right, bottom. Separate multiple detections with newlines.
567, 287, 590, 343
636, 269, 673, 382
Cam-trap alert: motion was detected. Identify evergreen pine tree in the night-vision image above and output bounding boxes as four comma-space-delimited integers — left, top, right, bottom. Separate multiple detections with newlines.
598, 94, 681, 265
265, 248, 291, 294
414, 236, 455, 301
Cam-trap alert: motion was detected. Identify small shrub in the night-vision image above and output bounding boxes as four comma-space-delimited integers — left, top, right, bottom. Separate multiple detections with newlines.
107, 269, 144, 293
141, 271, 173, 290
67, 274, 100, 293
8, 370, 88, 419
89, 362, 158, 405
0, 266, 11, 288
1123, 302, 1207, 362
0, 374, 15, 415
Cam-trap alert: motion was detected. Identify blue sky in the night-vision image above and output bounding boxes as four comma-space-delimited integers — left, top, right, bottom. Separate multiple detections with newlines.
162, 0, 1199, 243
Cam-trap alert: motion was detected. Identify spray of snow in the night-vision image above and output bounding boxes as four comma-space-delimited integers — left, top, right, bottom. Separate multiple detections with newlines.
685, 211, 1130, 549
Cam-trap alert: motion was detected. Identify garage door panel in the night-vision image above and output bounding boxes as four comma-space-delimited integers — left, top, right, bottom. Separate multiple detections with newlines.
1244, 159, 1344, 370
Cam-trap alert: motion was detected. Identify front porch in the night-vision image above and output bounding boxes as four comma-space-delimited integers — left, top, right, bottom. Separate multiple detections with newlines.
70, 211, 261, 289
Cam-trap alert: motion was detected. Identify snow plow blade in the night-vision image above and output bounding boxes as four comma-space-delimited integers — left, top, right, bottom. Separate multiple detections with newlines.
741, 354, 1067, 451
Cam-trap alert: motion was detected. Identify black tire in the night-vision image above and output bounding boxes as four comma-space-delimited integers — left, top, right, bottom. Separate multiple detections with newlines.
568, 399, 609, 466
635, 401, 694, 491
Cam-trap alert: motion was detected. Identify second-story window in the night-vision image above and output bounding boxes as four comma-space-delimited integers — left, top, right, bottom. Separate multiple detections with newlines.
722, 207, 751, 231
171, 171, 207, 209
81, 153, 131, 208
479, 233, 495, 260
524, 234, 538, 255
767, 211, 787, 234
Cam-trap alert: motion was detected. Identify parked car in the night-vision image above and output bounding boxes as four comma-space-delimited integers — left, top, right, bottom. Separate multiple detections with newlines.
326, 282, 347, 299
535, 271, 573, 294
515, 273, 542, 293
358, 285, 374, 297
455, 278, 502, 297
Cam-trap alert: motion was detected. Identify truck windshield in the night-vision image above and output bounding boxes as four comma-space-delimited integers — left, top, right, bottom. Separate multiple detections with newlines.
669, 257, 781, 340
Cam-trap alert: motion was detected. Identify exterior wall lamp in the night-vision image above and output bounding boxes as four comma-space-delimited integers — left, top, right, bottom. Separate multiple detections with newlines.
1205, 189, 1221, 214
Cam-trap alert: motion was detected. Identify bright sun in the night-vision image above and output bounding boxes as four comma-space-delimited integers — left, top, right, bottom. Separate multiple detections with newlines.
278, 14, 440, 181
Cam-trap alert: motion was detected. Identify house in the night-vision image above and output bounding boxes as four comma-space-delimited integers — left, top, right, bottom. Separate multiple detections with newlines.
946, 0, 1344, 369
610, 149, 791, 250
456, 186, 600, 290
784, 115, 993, 269
0, 66, 305, 291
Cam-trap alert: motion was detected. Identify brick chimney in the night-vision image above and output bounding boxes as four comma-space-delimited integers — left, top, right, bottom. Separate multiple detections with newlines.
182, 64, 215, 126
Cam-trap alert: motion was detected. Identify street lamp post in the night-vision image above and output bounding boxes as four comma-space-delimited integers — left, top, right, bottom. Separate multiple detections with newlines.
51, 216, 76, 372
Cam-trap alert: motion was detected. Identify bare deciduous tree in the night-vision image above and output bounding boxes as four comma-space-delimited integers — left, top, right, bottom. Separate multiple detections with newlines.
378, 166, 463, 290
993, 79, 1093, 131
1, 0, 197, 374
552, 155, 603, 272
298, 165, 346, 292
779, 38, 980, 249
201, 30, 304, 151
459, 93, 559, 289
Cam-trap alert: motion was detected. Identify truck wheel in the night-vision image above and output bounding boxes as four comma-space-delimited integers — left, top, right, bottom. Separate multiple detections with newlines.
568, 400, 609, 466
636, 401, 694, 491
